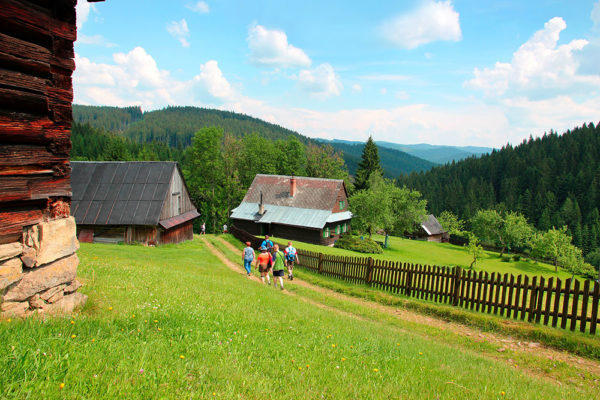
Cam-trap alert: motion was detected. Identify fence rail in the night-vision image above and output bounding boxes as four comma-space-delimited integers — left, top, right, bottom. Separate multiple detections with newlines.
230, 226, 600, 335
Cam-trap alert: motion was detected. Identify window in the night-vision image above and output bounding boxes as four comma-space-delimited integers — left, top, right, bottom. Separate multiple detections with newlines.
342, 223, 347, 233
335, 225, 340, 235
339, 200, 345, 210
323, 227, 330, 238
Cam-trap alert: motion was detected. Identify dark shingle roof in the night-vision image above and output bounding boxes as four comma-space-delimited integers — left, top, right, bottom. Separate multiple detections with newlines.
421, 214, 446, 236
71, 161, 175, 226
242, 174, 346, 211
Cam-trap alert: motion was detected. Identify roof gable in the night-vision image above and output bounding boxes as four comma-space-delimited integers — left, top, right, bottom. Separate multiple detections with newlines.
242, 174, 345, 211
421, 214, 446, 236
71, 161, 177, 226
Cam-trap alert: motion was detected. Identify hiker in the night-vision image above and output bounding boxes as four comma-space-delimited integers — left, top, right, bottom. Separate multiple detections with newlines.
284, 241, 299, 280
261, 235, 274, 253
222, 223, 228, 234
242, 241, 255, 277
201, 222, 206, 235
255, 246, 272, 285
271, 244, 286, 290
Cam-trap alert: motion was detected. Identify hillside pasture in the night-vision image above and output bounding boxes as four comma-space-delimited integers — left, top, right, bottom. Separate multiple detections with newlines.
1, 237, 597, 399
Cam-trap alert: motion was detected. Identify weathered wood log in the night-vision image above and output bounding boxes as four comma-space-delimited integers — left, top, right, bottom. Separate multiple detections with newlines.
0, 206, 44, 243
0, 68, 48, 94
0, 145, 68, 177
0, 175, 71, 203
0, 115, 71, 153
2, 0, 77, 43
0, 87, 49, 115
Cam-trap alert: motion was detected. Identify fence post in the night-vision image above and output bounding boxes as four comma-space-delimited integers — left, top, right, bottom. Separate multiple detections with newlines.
366, 257, 374, 285
452, 267, 462, 306
318, 253, 324, 274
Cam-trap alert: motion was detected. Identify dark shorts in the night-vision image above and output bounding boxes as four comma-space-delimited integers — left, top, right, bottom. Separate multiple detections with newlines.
273, 269, 284, 277
286, 260, 294, 267
259, 264, 269, 273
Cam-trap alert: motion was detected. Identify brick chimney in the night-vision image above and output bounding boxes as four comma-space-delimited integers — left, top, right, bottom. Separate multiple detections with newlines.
290, 176, 297, 197
258, 191, 265, 215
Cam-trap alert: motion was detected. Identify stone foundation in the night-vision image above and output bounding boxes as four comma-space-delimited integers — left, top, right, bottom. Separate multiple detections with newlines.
0, 216, 87, 318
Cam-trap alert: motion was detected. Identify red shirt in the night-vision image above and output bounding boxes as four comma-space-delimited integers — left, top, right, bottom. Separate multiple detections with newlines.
257, 252, 272, 265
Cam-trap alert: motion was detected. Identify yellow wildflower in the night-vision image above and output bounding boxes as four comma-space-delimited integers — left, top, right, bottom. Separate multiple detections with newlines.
180, 355, 185, 359
59, 383, 65, 389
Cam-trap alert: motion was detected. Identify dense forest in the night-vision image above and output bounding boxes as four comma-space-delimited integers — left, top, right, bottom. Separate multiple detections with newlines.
72, 105, 436, 177
399, 123, 600, 254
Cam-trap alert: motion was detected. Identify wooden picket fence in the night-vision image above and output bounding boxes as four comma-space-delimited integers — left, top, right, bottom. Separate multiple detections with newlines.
230, 226, 600, 335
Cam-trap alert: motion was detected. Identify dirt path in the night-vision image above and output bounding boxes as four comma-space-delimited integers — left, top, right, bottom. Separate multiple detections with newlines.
208, 236, 600, 384
200, 237, 368, 321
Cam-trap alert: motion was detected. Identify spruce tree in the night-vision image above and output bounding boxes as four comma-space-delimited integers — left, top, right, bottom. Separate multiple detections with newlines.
354, 135, 383, 191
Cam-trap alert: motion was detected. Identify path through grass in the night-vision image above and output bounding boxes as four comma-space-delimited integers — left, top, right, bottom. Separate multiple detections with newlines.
0, 236, 597, 399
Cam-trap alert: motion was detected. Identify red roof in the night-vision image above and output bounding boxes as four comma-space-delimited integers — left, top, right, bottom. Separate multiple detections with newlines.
242, 174, 346, 211
159, 210, 200, 230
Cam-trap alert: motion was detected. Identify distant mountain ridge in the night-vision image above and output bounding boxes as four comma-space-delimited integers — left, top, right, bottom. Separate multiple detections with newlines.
324, 139, 494, 165
73, 105, 437, 177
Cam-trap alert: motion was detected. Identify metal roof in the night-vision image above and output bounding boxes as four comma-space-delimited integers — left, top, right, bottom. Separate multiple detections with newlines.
421, 214, 446, 236
231, 202, 350, 229
71, 161, 177, 226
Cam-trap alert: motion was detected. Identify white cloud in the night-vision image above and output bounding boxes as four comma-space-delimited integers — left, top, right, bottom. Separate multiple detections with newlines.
74, 47, 238, 109
78, 34, 117, 47
380, 88, 388, 95
592, 1, 600, 25
187, 1, 209, 14
76, 1, 95, 30
167, 19, 190, 48
380, 1, 462, 49
465, 17, 597, 97
351, 83, 362, 93
247, 24, 311, 68
193, 60, 235, 100
395, 91, 409, 100
296, 63, 342, 98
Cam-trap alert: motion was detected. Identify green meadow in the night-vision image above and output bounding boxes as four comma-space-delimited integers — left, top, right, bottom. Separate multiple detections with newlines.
262, 233, 586, 281
1, 236, 597, 399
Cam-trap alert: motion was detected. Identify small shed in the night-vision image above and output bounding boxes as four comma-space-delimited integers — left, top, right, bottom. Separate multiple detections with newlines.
417, 214, 449, 243
231, 175, 352, 245
71, 161, 199, 245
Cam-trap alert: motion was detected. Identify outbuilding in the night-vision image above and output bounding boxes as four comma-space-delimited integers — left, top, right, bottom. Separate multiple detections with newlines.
231, 174, 352, 245
71, 161, 199, 245
416, 214, 449, 243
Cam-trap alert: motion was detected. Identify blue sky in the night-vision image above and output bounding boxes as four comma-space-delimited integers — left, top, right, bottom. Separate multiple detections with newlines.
74, 0, 600, 147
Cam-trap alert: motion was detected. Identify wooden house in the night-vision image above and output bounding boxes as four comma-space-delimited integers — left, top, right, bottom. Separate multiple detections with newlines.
416, 214, 449, 243
0, 0, 101, 317
70, 161, 199, 245
231, 175, 352, 245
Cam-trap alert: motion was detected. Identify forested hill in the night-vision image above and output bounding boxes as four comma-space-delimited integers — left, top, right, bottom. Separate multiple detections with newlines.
73, 105, 308, 148
72, 105, 436, 177
398, 122, 600, 252
326, 141, 436, 177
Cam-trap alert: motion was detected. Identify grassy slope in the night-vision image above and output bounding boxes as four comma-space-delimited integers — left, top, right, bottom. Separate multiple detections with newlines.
263, 233, 582, 281
0, 237, 592, 399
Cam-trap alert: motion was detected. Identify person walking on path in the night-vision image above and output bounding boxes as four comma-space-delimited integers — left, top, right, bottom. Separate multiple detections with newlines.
255, 246, 272, 285
271, 244, 286, 290
261, 235, 274, 253
201, 222, 206, 235
242, 241, 255, 277
284, 241, 299, 280
222, 224, 228, 234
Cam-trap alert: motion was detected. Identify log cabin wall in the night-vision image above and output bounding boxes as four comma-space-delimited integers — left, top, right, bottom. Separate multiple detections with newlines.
159, 221, 194, 245
0, 0, 86, 318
